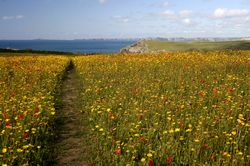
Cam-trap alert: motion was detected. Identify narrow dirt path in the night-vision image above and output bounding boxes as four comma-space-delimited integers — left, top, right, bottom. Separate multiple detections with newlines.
54, 63, 89, 166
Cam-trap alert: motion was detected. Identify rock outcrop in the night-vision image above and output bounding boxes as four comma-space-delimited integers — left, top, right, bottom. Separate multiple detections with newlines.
120, 40, 149, 54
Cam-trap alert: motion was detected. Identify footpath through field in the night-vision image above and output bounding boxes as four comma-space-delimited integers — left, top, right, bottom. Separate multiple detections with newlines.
54, 62, 89, 166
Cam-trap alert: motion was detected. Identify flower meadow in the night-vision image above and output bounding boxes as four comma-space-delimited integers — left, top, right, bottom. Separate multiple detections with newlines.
74, 51, 250, 165
0, 55, 70, 165
0, 51, 249, 165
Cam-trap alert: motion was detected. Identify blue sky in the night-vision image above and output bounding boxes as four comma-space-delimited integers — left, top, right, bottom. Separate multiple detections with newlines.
0, 0, 250, 39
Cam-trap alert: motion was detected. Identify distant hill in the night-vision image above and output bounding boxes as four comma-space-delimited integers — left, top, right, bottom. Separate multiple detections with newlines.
121, 39, 250, 53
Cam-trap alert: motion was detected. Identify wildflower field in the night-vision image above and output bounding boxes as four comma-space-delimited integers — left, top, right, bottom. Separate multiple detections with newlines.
0, 51, 249, 165
0, 55, 70, 165
74, 51, 249, 165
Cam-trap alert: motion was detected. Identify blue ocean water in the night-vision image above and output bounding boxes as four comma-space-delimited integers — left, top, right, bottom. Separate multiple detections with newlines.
0, 39, 136, 53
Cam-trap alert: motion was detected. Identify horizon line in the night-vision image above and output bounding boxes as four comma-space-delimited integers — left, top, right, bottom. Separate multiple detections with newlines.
0, 36, 249, 41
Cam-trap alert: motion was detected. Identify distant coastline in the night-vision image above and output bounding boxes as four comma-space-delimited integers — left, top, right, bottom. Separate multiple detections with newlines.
1, 37, 250, 54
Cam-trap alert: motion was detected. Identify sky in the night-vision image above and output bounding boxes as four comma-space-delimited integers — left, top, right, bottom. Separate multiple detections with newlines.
0, 0, 250, 39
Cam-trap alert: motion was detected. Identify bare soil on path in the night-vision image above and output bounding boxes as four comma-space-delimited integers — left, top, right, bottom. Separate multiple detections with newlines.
54, 64, 90, 166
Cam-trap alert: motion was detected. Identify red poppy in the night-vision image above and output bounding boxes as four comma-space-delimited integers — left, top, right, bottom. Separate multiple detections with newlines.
24, 132, 28, 140
163, 97, 168, 102
199, 91, 204, 96
6, 121, 11, 127
200, 79, 205, 83
115, 148, 121, 155
210, 155, 216, 161
11, 91, 16, 97
34, 107, 39, 113
19, 113, 24, 119
212, 88, 218, 95
148, 159, 153, 166
140, 137, 146, 142
3, 113, 8, 119
34, 113, 39, 118
203, 143, 209, 149
166, 157, 173, 163
226, 88, 235, 93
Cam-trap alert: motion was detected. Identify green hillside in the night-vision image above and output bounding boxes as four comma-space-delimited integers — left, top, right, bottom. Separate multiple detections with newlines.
145, 40, 250, 52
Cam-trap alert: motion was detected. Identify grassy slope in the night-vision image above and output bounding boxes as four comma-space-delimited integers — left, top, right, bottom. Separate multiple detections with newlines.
145, 40, 250, 52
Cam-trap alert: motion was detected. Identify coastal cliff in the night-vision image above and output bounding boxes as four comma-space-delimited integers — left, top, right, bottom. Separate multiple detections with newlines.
120, 39, 149, 53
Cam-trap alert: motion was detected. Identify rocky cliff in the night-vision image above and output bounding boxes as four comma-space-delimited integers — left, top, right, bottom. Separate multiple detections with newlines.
120, 40, 149, 54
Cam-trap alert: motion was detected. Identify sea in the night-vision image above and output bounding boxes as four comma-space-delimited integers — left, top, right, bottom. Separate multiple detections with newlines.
0, 39, 136, 54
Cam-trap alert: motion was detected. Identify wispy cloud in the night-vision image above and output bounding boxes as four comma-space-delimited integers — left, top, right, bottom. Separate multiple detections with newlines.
16, 15, 24, 19
182, 18, 191, 25
179, 10, 193, 18
2, 16, 14, 20
161, 1, 170, 8
155, 9, 196, 20
151, 1, 173, 8
112, 15, 129, 23
99, 0, 107, 5
1, 15, 24, 20
213, 8, 249, 18
152, 9, 197, 27
159, 10, 176, 18
182, 18, 196, 26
